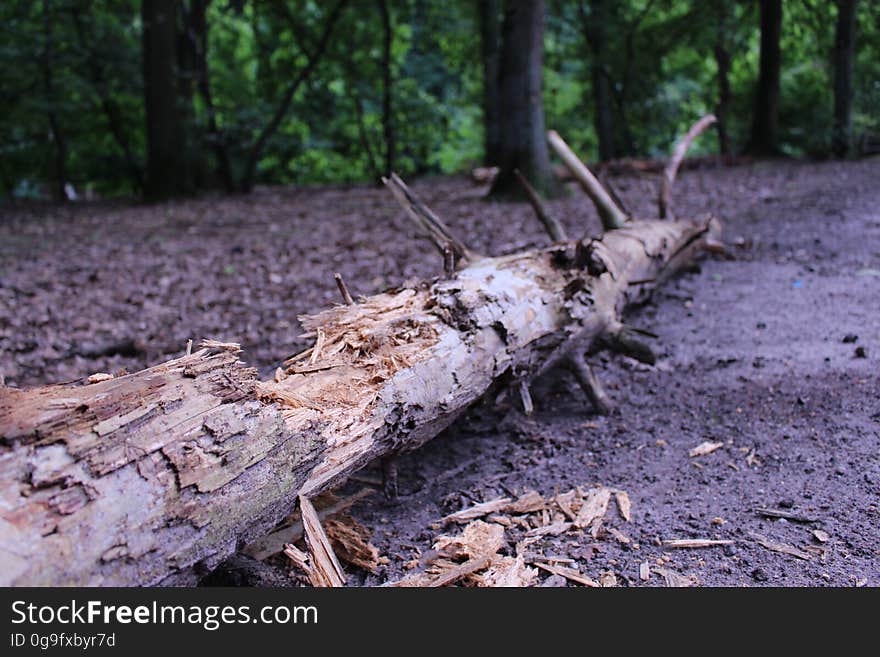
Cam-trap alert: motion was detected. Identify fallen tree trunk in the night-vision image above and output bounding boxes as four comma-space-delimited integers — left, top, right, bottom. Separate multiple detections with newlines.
0, 122, 720, 586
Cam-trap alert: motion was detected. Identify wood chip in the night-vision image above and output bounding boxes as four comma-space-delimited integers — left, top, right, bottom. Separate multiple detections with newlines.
199, 339, 241, 352
639, 561, 651, 581
755, 507, 818, 523
812, 529, 829, 543
324, 514, 380, 573
534, 562, 599, 587
748, 531, 812, 560
574, 487, 612, 528
525, 520, 571, 537
599, 571, 618, 587
503, 490, 546, 514
689, 441, 724, 457
654, 567, 695, 588
480, 555, 538, 587
434, 520, 505, 560
662, 538, 734, 548
385, 555, 492, 587
300, 495, 346, 587
436, 496, 511, 526
608, 527, 631, 545
614, 490, 632, 521
87, 372, 114, 384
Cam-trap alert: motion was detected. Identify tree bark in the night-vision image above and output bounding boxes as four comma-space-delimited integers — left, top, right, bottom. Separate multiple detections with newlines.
746, 0, 782, 156
142, 0, 189, 199
489, 0, 558, 198
42, 0, 68, 202
713, 0, 733, 157
832, 0, 857, 158
584, 0, 615, 161
479, 0, 502, 166
0, 207, 718, 586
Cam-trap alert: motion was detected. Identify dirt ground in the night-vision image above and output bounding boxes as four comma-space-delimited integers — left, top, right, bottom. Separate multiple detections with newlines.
1, 158, 878, 586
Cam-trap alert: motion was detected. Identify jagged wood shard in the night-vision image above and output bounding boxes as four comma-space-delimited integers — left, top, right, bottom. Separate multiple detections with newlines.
0, 129, 721, 586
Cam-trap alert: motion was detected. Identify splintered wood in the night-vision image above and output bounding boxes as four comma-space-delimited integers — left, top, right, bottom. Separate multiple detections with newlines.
387, 484, 637, 587
689, 441, 724, 457
298, 496, 346, 587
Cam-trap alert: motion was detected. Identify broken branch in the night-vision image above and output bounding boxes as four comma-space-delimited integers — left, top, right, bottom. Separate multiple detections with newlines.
659, 114, 717, 220
547, 130, 628, 231
382, 173, 476, 267
514, 168, 567, 242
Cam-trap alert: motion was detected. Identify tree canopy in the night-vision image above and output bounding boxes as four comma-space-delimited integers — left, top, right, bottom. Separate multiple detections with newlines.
1, 0, 876, 200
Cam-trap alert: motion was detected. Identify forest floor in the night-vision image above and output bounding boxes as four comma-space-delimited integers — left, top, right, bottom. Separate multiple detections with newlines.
1, 158, 878, 587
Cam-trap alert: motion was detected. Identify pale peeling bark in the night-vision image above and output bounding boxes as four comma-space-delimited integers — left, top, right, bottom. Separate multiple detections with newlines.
0, 213, 718, 586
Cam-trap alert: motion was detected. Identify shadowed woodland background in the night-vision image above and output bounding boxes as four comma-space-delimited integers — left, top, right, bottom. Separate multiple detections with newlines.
1, 0, 877, 201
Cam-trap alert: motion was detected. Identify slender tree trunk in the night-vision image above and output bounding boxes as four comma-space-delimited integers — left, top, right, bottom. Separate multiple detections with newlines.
70, 4, 144, 192
489, 0, 558, 198
479, 0, 502, 166
713, 0, 733, 156
587, 0, 615, 161
42, 0, 68, 202
832, 0, 857, 158
189, 0, 236, 192
376, 0, 394, 176
239, 0, 347, 193
746, 0, 782, 156
142, 0, 189, 199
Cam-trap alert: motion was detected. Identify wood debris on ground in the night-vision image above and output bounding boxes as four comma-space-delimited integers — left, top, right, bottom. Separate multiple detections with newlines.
755, 507, 818, 523
689, 441, 724, 457
299, 496, 346, 587
324, 514, 382, 573
748, 532, 812, 561
662, 539, 734, 549
653, 567, 696, 587
388, 483, 647, 587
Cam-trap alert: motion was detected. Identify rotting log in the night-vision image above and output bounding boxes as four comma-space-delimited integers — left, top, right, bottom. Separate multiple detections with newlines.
0, 119, 720, 586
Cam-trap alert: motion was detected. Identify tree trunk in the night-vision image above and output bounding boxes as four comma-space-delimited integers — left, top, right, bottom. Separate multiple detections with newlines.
0, 122, 720, 586
832, 0, 857, 158
587, 0, 615, 162
239, 0, 347, 193
69, 3, 144, 192
479, 0, 502, 166
376, 0, 395, 176
142, 0, 189, 199
746, 0, 782, 156
713, 0, 733, 157
42, 0, 68, 202
489, 0, 558, 198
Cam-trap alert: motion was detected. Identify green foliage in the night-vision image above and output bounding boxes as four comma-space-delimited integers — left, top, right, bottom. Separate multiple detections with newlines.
1, 0, 877, 199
